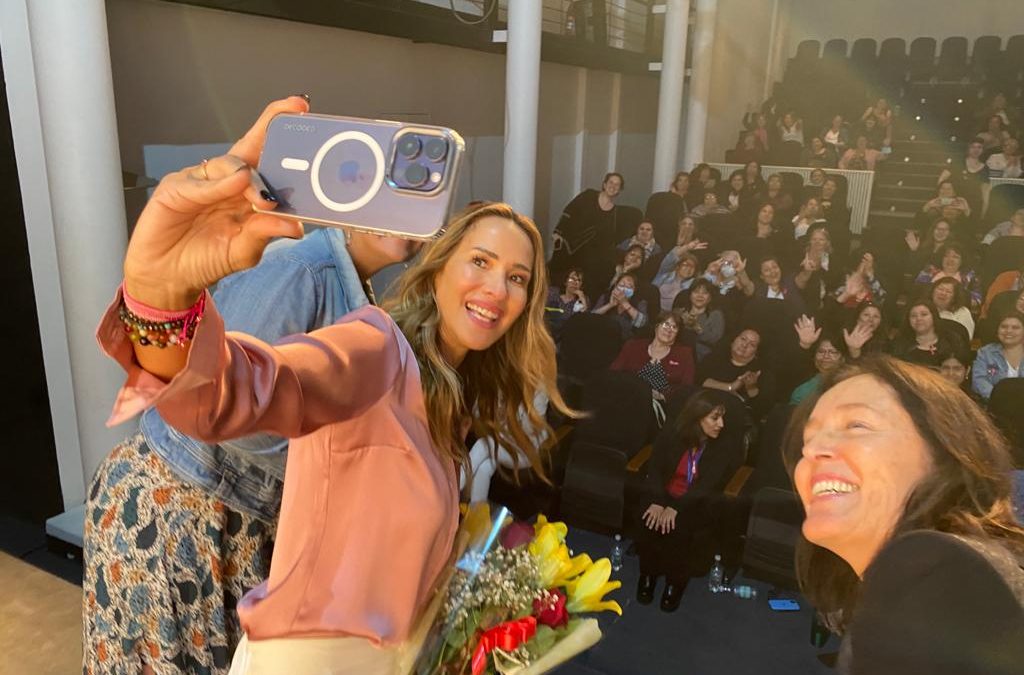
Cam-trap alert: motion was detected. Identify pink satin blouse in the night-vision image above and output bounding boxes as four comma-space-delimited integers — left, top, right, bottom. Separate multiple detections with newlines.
98, 290, 459, 646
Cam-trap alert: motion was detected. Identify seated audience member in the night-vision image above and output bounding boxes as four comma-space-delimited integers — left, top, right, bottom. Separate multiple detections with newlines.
653, 251, 700, 312
817, 177, 848, 226
839, 135, 885, 170
699, 328, 775, 416
742, 160, 766, 196
670, 171, 690, 200
636, 392, 741, 612
702, 250, 755, 314
618, 220, 662, 261
893, 300, 965, 368
791, 196, 826, 239
855, 115, 887, 150
718, 170, 749, 215
736, 203, 782, 263
764, 173, 795, 218
843, 300, 889, 359
936, 349, 974, 396
804, 168, 828, 193
789, 318, 846, 404
982, 207, 1024, 246
659, 215, 710, 268
921, 180, 972, 223
831, 251, 886, 309
783, 357, 1024, 675
937, 138, 988, 209
914, 242, 982, 310
741, 255, 807, 350
904, 219, 953, 274
862, 97, 894, 132
612, 312, 695, 401
980, 285, 1024, 344
977, 92, 1017, 129
608, 244, 647, 289
930, 277, 975, 339
733, 131, 765, 164
673, 277, 725, 361
592, 272, 648, 339
690, 191, 732, 220
821, 114, 849, 154
972, 311, 1024, 401
545, 268, 590, 341
743, 111, 772, 153
777, 111, 805, 146
687, 163, 718, 210
977, 114, 1008, 151
801, 136, 837, 168
796, 226, 841, 312
986, 136, 1022, 179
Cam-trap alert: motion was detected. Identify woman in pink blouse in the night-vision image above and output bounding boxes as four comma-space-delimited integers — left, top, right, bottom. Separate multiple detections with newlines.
98, 101, 570, 673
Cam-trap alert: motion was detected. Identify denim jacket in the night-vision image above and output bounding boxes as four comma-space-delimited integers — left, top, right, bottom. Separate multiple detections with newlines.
971, 343, 1021, 401
138, 227, 370, 522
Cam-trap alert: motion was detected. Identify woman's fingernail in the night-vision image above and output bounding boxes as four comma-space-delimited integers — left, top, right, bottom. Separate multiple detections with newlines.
292, 93, 311, 104
260, 189, 278, 203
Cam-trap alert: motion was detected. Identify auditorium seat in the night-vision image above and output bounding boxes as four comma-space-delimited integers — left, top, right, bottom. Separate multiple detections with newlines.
993, 35, 1024, 90
908, 37, 937, 82
936, 37, 968, 82
971, 35, 1001, 82
876, 37, 908, 95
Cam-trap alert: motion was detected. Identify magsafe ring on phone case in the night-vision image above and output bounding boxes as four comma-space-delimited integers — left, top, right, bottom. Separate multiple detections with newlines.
309, 130, 385, 213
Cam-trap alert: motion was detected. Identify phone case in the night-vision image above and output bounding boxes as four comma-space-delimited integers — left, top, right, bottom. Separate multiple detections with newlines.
256, 113, 465, 240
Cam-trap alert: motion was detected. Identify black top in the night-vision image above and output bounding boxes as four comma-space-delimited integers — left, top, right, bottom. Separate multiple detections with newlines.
847, 530, 1024, 675
554, 189, 618, 257
697, 349, 778, 416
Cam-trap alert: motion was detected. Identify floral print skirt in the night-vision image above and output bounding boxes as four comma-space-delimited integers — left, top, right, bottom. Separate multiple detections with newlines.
83, 432, 273, 675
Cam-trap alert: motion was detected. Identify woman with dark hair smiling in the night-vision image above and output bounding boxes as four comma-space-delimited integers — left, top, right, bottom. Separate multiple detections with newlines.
635, 391, 742, 612
784, 356, 1024, 674
545, 267, 589, 341
673, 277, 725, 361
972, 311, 1024, 401
930, 277, 974, 339
611, 312, 695, 401
551, 171, 624, 280
914, 242, 982, 310
892, 300, 965, 368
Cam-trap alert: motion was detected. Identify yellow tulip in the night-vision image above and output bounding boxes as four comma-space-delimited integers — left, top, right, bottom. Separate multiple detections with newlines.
533, 514, 568, 541
565, 558, 623, 615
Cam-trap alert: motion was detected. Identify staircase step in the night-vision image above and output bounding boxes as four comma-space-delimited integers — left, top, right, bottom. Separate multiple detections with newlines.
875, 172, 940, 189
872, 197, 927, 212
873, 185, 934, 200
877, 161, 946, 176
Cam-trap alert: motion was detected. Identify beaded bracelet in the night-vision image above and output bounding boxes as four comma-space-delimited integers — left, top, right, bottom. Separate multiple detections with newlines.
119, 283, 206, 348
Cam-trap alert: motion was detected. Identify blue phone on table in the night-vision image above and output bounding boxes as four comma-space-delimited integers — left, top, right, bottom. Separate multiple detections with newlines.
768, 598, 801, 612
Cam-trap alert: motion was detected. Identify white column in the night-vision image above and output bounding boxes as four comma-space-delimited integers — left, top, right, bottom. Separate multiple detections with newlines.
502, 0, 542, 217
0, 0, 128, 508
682, 0, 718, 169
652, 0, 691, 192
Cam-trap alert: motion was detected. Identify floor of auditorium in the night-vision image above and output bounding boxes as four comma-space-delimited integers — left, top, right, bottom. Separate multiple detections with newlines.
0, 515, 835, 674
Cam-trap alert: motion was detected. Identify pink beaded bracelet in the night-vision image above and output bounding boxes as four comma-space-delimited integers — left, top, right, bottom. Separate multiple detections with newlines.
119, 282, 206, 348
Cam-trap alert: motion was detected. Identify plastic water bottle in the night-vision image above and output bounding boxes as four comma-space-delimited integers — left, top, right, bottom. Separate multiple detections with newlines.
610, 534, 623, 572
730, 584, 757, 600
708, 554, 725, 592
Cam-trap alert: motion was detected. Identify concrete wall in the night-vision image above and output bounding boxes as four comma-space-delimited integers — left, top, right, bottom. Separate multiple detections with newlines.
106, 0, 659, 238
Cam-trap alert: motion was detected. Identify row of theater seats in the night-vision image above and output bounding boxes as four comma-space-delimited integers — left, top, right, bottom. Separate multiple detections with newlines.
788, 35, 1024, 89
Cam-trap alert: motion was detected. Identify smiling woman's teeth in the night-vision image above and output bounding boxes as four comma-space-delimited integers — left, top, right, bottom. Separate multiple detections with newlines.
466, 303, 498, 321
812, 480, 859, 496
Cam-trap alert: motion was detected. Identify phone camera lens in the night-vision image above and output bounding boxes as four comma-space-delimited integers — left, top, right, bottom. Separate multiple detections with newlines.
424, 138, 448, 162
398, 135, 421, 159
404, 163, 429, 187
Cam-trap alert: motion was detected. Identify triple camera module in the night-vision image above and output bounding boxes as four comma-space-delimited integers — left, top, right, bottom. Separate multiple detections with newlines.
392, 131, 449, 191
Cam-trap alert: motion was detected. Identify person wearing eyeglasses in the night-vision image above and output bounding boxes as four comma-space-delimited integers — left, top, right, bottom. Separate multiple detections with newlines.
789, 316, 848, 404
611, 312, 695, 402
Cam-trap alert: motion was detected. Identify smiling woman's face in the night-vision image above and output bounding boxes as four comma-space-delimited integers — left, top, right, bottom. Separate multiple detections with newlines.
794, 375, 932, 575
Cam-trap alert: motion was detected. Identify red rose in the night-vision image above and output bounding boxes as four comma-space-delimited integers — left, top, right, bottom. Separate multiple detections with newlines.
500, 520, 535, 549
533, 589, 569, 628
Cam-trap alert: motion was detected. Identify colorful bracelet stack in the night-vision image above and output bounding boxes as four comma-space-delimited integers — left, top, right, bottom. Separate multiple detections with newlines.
119, 283, 206, 348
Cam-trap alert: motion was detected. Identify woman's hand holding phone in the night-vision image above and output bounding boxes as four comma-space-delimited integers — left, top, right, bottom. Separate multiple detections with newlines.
123, 97, 309, 310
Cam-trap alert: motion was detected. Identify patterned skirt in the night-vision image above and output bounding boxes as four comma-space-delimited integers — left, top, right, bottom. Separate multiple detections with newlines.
83, 432, 273, 675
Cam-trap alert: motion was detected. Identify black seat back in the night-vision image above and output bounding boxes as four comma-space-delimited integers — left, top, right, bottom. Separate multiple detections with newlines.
557, 313, 623, 381
990, 379, 1024, 468
644, 191, 687, 251
741, 487, 804, 590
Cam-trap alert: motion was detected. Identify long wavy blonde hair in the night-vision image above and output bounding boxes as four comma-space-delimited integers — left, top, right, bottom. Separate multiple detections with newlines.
384, 202, 575, 480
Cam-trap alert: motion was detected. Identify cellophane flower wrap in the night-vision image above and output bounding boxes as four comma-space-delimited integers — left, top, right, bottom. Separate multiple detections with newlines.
401, 504, 622, 675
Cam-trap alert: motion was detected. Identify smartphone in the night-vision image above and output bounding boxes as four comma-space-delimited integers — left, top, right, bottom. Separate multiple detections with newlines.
768, 598, 801, 612
256, 113, 465, 240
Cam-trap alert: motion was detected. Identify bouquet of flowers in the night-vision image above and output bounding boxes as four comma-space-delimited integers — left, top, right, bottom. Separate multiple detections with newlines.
402, 504, 622, 675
